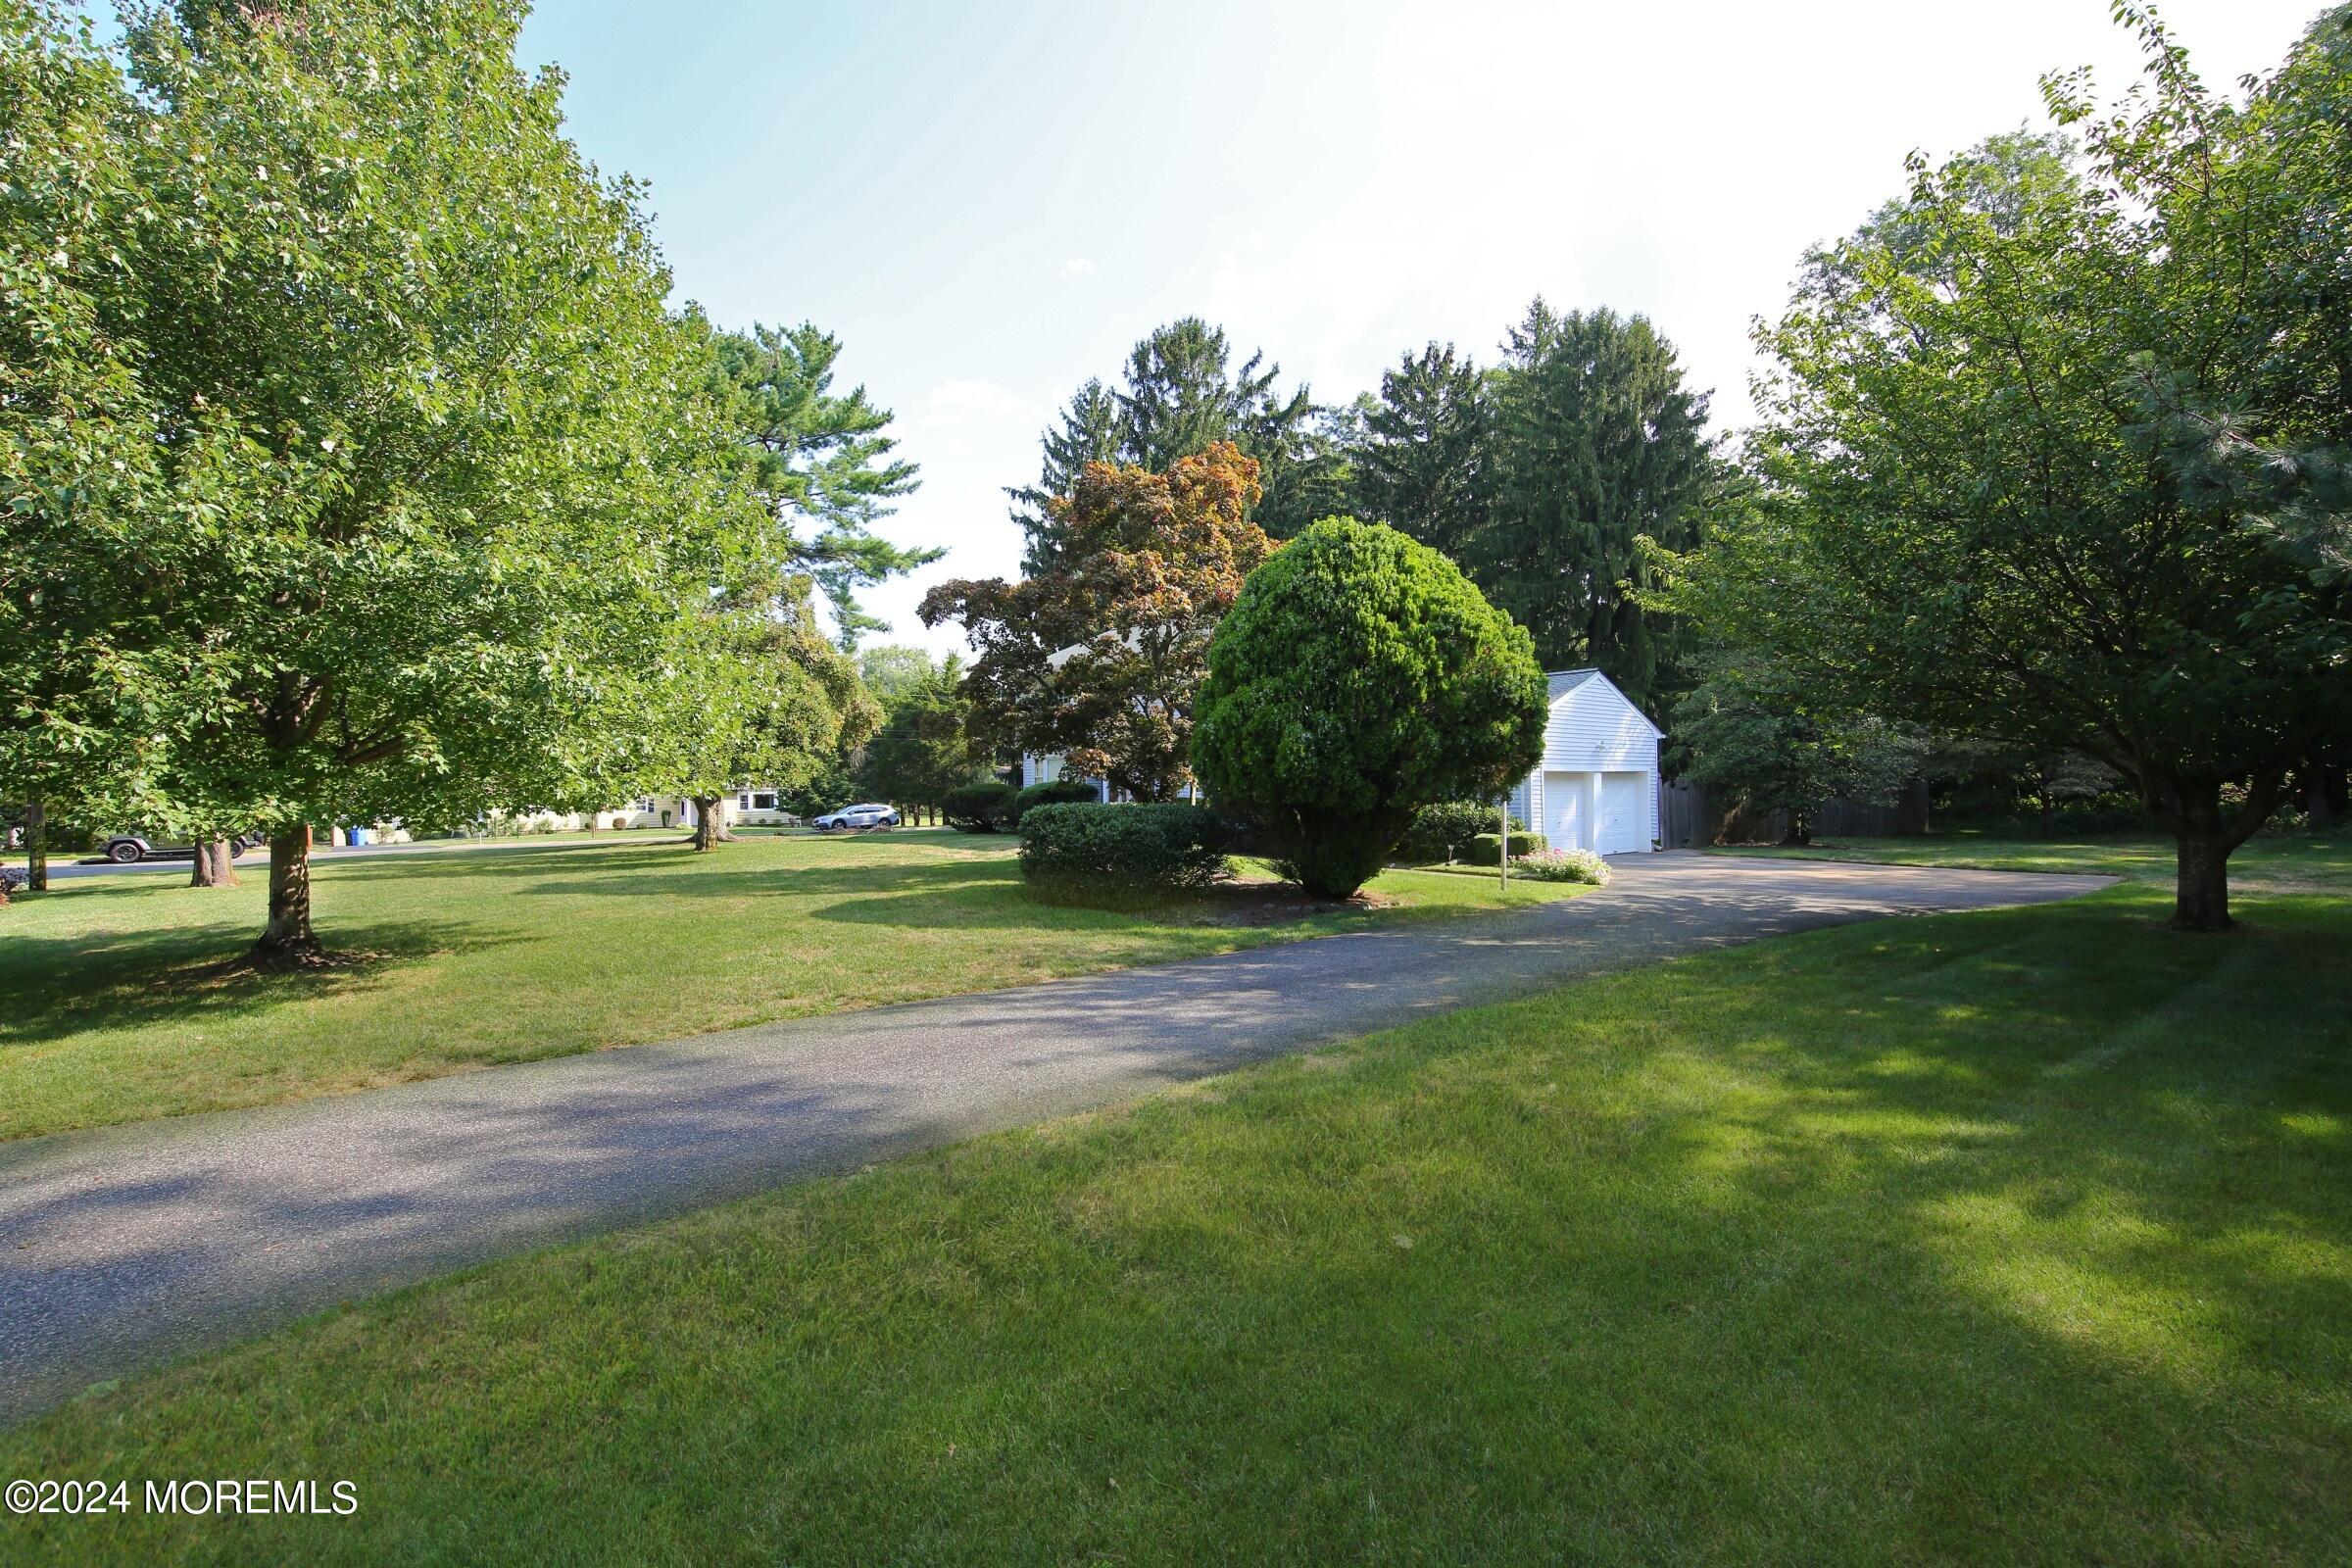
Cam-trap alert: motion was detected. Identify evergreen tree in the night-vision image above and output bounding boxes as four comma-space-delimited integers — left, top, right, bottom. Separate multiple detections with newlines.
1349, 344, 1492, 558
1012, 318, 1313, 566
1009, 380, 1121, 573
1474, 302, 1718, 712
711, 320, 934, 648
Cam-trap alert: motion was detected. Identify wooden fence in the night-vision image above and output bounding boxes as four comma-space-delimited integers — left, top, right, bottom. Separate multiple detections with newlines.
1658, 778, 1931, 848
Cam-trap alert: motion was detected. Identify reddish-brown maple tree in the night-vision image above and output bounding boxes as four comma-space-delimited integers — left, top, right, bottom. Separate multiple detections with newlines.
920, 442, 1274, 801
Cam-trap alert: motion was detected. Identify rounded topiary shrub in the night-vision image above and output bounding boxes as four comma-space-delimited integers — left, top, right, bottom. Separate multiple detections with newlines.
942, 781, 1016, 833
1018, 802, 1231, 907
1192, 517, 1547, 899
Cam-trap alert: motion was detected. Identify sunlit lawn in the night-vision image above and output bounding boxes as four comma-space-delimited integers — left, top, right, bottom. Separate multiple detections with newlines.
1714, 825, 2352, 896
0, 829, 1588, 1142
5, 883, 2345, 1564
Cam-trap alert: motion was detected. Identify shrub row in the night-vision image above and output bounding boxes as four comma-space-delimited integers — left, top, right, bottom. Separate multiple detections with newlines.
1394, 801, 1525, 864
1018, 803, 1231, 906
943, 777, 1101, 833
1460, 830, 1546, 866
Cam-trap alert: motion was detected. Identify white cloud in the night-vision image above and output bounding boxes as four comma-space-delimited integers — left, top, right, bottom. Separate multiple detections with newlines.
1060, 256, 1097, 276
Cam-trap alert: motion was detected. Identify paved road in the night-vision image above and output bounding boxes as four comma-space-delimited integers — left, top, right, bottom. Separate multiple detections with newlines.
0, 855, 2108, 1424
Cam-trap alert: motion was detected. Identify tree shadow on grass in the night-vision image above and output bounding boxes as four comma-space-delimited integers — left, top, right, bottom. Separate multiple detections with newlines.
499, 858, 1024, 905
0, 919, 511, 1051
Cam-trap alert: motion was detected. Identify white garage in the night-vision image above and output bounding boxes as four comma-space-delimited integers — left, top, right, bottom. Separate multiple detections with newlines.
1504, 670, 1663, 857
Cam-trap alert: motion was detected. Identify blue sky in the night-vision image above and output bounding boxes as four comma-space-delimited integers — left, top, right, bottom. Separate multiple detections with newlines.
514, 0, 2324, 655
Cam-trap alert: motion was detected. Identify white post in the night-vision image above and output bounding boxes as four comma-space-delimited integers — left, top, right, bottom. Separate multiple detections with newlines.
1498, 798, 1510, 888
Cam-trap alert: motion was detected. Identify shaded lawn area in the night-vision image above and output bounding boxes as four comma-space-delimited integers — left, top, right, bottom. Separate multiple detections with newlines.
0, 831, 1589, 1143
1714, 826, 2352, 896
6, 885, 2346, 1565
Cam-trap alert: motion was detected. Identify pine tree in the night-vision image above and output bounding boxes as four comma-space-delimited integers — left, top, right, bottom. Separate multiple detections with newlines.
1011, 318, 1314, 564
1349, 344, 1492, 558
1474, 302, 1717, 711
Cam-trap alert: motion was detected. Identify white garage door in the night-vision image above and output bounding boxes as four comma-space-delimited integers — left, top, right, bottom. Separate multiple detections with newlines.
1596, 771, 1648, 855
1544, 771, 1593, 851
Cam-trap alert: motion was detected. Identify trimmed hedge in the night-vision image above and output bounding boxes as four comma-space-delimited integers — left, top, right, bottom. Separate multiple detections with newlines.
1012, 777, 1100, 825
1396, 801, 1526, 864
942, 781, 1016, 833
1461, 831, 1547, 866
1019, 803, 1231, 906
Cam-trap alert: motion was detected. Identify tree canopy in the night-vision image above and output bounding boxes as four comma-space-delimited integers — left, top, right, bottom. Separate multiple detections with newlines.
709, 319, 932, 649
928, 443, 1273, 802
1669, 4, 2352, 928
1, 0, 825, 957
1471, 303, 1718, 711
1011, 319, 1315, 570
1348, 344, 1492, 563
1670, 657, 1925, 847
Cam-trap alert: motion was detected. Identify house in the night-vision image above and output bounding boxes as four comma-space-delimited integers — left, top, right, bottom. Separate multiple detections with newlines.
1014, 754, 1202, 804
604, 790, 799, 831
1014, 754, 1109, 801
1505, 670, 1663, 856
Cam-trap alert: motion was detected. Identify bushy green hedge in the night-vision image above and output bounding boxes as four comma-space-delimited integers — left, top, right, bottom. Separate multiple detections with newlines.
1461, 831, 1547, 866
1396, 801, 1525, 864
1013, 777, 1100, 824
942, 781, 1016, 833
1018, 803, 1231, 906
1192, 518, 1546, 898
1512, 846, 1610, 884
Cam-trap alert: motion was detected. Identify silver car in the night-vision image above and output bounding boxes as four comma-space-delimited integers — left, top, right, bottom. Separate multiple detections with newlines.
811, 803, 901, 832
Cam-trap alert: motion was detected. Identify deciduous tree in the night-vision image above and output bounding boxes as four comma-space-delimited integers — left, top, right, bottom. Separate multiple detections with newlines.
1670, 658, 1925, 846
93, 0, 778, 961
1671, 6, 2352, 929
927, 443, 1272, 801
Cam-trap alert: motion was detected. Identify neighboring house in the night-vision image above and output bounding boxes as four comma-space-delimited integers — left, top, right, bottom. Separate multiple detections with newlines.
1015, 754, 1205, 804
1507, 670, 1663, 856
605, 790, 799, 831
1015, 754, 1110, 802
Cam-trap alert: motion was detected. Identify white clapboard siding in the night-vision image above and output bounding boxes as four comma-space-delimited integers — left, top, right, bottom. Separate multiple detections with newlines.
1516, 670, 1663, 852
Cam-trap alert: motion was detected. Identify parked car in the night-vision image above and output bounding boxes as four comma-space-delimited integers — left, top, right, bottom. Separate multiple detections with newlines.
810, 803, 901, 832
103, 831, 259, 864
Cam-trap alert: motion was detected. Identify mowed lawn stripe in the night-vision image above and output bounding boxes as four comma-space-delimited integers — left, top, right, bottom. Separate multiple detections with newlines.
4, 886, 2345, 1565
0, 831, 1592, 1143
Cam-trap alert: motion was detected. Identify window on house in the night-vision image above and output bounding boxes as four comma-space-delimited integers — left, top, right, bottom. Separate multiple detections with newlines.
637, 799, 657, 813
752, 793, 777, 809
738, 793, 752, 810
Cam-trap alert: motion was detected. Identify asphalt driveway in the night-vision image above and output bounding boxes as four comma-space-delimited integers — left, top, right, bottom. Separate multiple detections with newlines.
0, 854, 2109, 1424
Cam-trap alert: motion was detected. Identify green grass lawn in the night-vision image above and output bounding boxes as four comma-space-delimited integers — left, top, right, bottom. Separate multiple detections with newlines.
4, 882, 2344, 1563
0, 830, 1588, 1143
1714, 825, 2352, 896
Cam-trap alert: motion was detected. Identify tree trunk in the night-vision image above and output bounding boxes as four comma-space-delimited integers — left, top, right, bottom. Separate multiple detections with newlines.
24, 798, 46, 892
2142, 767, 2283, 932
2173, 832, 2232, 932
253, 824, 323, 966
690, 798, 732, 852
190, 838, 240, 888
2301, 761, 2339, 831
